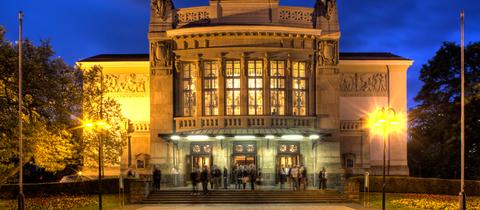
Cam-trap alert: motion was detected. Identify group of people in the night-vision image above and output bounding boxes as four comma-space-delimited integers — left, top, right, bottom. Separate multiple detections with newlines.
278, 164, 307, 190
232, 164, 260, 190
190, 165, 228, 195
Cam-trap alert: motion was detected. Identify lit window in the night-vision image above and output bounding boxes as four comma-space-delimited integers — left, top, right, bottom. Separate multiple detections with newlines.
270, 61, 285, 115
183, 62, 196, 116
225, 60, 241, 115
248, 60, 263, 115
203, 61, 218, 116
292, 61, 307, 116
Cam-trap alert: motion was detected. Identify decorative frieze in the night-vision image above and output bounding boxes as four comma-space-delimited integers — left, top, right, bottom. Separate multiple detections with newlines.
340, 73, 388, 96
318, 40, 338, 66
105, 74, 149, 97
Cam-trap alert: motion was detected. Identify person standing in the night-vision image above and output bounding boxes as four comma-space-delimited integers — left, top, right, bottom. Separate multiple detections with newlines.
279, 166, 286, 189
153, 167, 162, 191
210, 165, 216, 190
200, 165, 209, 195
190, 166, 199, 195
299, 165, 307, 190
241, 166, 248, 190
215, 166, 222, 189
319, 167, 327, 190
290, 165, 298, 191
223, 166, 228, 189
236, 166, 242, 189
249, 164, 257, 191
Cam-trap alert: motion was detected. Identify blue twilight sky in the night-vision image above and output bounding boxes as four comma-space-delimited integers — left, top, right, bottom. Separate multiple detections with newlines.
1, 0, 479, 109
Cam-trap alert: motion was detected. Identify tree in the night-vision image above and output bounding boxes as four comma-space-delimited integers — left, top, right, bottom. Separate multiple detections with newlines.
409, 42, 480, 179
80, 66, 127, 169
0, 27, 81, 184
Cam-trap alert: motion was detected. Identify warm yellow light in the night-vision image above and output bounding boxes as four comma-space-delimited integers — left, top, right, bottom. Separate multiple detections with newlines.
78, 171, 83, 176
265, 135, 275, 139
85, 123, 94, 127
367, 107, 406, 135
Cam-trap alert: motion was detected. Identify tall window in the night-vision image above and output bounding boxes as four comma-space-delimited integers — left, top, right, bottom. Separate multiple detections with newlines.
248, 60, 263, 115
225, 60, 241, 115
292, 61, 307, 116
183, 62, 196, 116
203, 61, 218, 116
270, 60, 285, 115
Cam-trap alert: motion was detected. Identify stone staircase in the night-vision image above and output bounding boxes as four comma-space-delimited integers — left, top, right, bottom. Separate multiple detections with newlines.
142, 190, 346, 204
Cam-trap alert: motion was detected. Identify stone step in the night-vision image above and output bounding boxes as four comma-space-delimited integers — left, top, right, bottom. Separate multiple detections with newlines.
143, 190, 345, 204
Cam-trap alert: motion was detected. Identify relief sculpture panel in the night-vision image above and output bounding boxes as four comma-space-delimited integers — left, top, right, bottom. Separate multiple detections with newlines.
105, 73, 149, 97
340, 73, 387, 96
150, 40, 173, 75
318, 40, 338, 66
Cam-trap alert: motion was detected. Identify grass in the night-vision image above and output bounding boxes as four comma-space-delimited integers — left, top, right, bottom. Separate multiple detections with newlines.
363, 193, 480, 210
0, 194, 139, 210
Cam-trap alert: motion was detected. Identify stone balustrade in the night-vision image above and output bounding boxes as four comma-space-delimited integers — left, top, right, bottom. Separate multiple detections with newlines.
175, 6, 210, 26
175, 116, 317, 132
132, 121, 150, 132
174, 6, 315, 29
278, 6, 314, 25
340, 120, 364, 131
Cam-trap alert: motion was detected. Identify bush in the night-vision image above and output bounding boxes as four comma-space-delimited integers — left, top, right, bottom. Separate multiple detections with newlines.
347, 176, 480, 195
2, 195, 97, 210
0, 178, 132, 199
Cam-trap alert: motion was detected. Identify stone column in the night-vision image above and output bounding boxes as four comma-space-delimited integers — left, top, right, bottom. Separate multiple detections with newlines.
263, 53, 271, 116
218, 54, 226, 116
285, 53, 292, 116
308, 54, 316, 116
240, 53, 248, 116
195, 54, 204, 117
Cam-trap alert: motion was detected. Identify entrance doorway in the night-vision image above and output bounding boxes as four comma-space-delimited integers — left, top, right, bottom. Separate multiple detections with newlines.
277, 155, 299, 168
192, 155, 212, 168
232, 155, 256, 166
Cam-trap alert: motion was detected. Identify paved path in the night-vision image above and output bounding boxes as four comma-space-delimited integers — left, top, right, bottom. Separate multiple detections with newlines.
135, 203, 366, 210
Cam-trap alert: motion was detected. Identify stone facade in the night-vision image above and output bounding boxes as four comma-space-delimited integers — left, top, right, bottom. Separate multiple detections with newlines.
77, 0, 413, 189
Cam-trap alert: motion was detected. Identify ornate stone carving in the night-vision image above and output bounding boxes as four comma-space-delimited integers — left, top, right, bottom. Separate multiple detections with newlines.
176, 10, 210, 24
315, 0, 336, 20
279, 9, 313, 23
150, 40, 173, 75
151, 0, 173, 20
105, 74, 149, 97
318, 40, 338, 66
340, 73, 388, 96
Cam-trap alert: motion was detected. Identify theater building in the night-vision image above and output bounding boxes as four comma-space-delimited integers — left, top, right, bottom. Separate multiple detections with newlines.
78, 0, 412, 189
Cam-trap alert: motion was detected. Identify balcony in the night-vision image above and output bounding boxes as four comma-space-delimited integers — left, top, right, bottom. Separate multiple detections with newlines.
175, 116, 317, 132
340, 120, 364, 132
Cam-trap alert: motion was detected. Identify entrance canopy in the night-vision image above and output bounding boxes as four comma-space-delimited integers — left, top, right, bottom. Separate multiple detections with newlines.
159, 128, 331, 141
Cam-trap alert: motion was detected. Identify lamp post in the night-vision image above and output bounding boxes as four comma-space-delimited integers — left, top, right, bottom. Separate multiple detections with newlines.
372, 107, 399, 210
84, 120, 111, 210
459, 10, 466, 210
18, 11, 25, 210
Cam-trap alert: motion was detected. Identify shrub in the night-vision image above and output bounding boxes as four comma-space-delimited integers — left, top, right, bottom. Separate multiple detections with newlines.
347, 176, 480, 195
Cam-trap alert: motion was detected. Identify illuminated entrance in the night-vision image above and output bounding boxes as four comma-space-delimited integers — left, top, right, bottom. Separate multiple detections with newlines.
276, 142, 301, 170
187, 142, 213, 175
231, 142, 257, 167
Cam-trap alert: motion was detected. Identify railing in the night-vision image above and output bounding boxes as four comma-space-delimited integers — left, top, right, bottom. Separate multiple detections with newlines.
133, 121, 150, 132
278, 6, 314, 25
175, 116, 317, 132
340, 120, 364, 132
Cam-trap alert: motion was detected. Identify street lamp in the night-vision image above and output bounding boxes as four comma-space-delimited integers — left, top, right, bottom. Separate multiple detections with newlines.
84, 120, 111, 210
370, 107, 399, 210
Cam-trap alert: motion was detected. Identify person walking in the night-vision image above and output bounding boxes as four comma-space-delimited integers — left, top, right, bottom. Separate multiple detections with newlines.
223, 166, 228, 189
319, 167, 327, 190
190, 166, 199, 195
153, 167, 161, 191
200, 165, 209, 195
